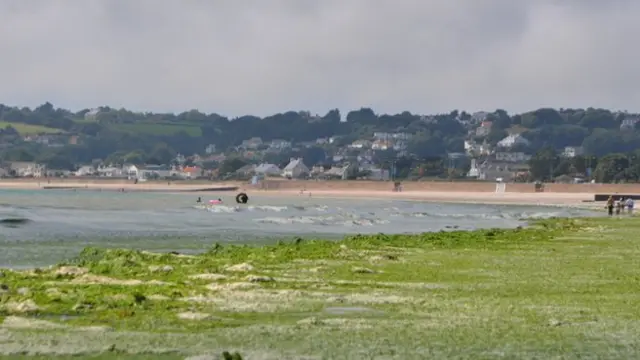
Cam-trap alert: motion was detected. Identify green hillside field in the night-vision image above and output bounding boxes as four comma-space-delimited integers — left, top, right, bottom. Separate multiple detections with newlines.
0, 121, 64, 135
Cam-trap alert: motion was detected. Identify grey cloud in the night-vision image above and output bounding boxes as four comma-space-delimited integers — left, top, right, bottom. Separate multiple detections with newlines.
0, 0, 639, 117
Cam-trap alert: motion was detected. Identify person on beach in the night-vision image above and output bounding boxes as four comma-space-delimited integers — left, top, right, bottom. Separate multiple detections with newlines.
615, 198, 623, 215
626, 197, 635, 215
606, 196, 614, 216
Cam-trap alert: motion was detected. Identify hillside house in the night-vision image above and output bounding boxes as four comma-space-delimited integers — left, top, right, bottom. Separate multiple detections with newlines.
205, 144, 217, 154
349, 140, 371, 149
240, 137, 263, 149
373, 132, 393, 140
497, 134, 530, 149
620, 118, 640, 130
268, 140, 291, 150
495, 152, 531, 163
371, 140, 392, 150
174, 154, 186, 164
254, 163, 281, 176
475, 121, 493, 136
282, 158, 309, 179
465, 140, 493, 155
562, 146, 584, 158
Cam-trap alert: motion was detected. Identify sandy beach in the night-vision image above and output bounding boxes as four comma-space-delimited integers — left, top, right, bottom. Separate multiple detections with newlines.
0, 178, 629, 207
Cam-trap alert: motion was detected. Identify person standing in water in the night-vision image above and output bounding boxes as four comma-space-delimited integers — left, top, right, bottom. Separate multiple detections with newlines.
606, 196, 614, 216
196, 197, 202, 203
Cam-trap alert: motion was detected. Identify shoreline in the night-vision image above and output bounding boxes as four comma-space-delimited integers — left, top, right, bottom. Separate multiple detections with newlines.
0, 179, 607, 208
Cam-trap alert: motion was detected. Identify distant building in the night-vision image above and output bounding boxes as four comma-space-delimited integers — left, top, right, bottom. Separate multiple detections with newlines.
562, 146, 584, 158
268, 139, 292, 150
282, 158, 309, 179
497, 134, 530, 149
254, 163, 281, 176
495, 152, 531, 163
620, 117, 640, 130
240, 137, 263, 149
205, 144, 216, 154
475, 121, 493, 137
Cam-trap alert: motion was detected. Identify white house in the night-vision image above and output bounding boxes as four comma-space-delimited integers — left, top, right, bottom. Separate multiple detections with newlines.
268, 140, 291, 150
97, 166, 125, 177
205, 144, 217, 154
124, 164, 140, 179
495, 152, 531, 163
254, 163, 281, 176
562, 146, 584, 158
371, 140, 391, 150
497, 134, 530, 149
75, 165, 96, 177
348, 140, 371, 149
620, 118, 639, 130
9, 162, 45, 178
282, 158, 309, 179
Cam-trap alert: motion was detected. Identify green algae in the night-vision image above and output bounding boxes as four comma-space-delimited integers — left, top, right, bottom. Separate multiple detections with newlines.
2, 218, 640, 359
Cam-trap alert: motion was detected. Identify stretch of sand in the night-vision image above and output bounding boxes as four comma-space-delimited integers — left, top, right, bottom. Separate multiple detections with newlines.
0, 178, 626, 207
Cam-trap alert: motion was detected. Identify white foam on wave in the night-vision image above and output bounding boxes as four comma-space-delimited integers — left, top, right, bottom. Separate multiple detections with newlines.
394, 210, 572, 221
194, 204, 330, 214
247, 205, 289, 212
254, 214, 389, 227
254, 216, 321, 225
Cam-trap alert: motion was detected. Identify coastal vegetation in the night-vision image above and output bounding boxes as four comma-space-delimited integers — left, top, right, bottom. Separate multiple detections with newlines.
1, 103, 640, 182
1, 217, 639, 359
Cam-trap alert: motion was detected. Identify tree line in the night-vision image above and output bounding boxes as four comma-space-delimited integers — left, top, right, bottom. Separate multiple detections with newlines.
0, 102, 639, 181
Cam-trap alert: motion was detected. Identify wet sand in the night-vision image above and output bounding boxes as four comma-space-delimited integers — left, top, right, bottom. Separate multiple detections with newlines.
0, 178, 615, 207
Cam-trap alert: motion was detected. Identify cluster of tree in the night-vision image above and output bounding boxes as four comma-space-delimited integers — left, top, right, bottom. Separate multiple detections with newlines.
528, 147, 640, 183
0, 102, 639, 175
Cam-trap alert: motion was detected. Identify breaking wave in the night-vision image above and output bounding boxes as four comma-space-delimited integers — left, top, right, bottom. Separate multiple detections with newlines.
191, 202, 596, 229
254, 215, 390, 227
193, 204, 329, 213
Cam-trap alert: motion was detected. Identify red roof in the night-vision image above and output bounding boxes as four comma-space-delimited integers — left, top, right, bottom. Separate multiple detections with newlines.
183, 166, 200, 173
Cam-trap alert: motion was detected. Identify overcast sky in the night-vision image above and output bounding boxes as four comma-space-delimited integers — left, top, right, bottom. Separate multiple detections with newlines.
1, 0, 639, 117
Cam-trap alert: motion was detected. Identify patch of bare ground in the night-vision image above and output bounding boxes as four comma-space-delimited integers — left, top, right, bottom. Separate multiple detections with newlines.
2, 316, 112, 332
189, 273, 228, 281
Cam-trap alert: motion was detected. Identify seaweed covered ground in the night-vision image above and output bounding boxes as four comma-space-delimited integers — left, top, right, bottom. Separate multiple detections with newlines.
1, 218, 640, 359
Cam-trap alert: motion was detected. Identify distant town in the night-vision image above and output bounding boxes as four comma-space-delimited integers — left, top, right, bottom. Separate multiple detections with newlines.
0, 105, 637, 184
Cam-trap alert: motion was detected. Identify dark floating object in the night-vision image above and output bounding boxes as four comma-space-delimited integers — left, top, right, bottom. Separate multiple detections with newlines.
235, 192, 249, 204
0, 218, 31, 224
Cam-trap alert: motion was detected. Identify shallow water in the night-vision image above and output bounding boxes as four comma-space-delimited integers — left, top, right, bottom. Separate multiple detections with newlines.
0, 189, 601, 268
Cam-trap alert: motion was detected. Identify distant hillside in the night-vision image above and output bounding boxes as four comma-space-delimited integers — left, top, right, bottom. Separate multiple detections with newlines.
0, 121, 63, 135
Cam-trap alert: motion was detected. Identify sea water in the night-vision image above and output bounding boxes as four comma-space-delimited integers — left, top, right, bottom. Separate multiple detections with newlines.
0, 189, 601, 268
